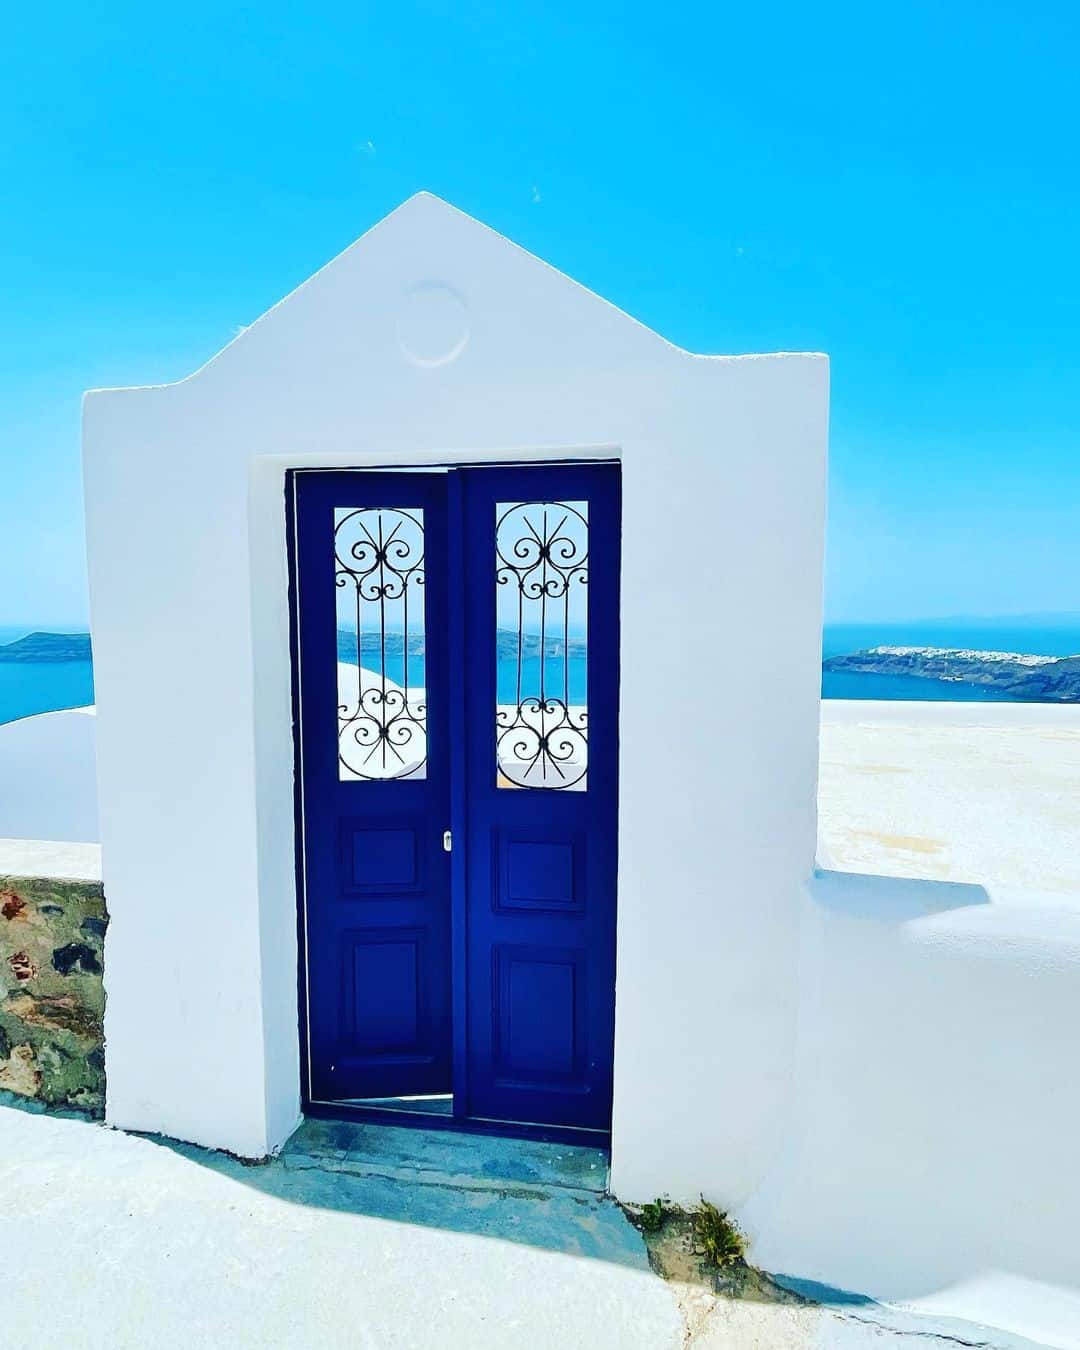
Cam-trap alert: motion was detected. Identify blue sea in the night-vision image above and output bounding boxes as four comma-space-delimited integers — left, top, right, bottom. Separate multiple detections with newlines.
0, 626, 95, 725
2, 618, 1080, 725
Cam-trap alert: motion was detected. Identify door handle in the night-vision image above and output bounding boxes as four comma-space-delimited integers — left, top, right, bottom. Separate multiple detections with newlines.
443, 829, 452, 853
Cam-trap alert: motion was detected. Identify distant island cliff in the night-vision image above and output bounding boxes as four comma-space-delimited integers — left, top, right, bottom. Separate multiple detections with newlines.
6, 629, 1080, 705
0, 632, 92, 663
824, 646, 1080, 701
336, 629, 586, 663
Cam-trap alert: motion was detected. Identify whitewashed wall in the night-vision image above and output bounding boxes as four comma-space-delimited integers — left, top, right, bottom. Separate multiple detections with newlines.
0, 707, 98, 844
740, 869, 1080, 1348
84, 193, 829, 1166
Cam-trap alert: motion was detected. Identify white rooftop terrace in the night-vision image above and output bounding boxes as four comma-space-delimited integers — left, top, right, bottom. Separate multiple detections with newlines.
818, 699, 1080, 894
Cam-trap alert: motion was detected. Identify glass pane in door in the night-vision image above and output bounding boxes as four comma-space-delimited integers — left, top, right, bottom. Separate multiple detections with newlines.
334, 506, 427, 781
495, 500, 588, 790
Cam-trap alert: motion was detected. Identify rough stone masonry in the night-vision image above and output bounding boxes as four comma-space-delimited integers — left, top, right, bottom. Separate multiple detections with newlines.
0, 874, 107, 1114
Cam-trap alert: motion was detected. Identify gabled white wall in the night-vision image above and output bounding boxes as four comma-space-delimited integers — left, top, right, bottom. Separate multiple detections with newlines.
83, 194, 828, 1182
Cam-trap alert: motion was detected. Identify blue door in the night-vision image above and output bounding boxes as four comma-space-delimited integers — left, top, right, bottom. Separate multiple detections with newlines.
291, 462, 620, 1136
456, 464, 620, 1132
293, 471, 452, 1104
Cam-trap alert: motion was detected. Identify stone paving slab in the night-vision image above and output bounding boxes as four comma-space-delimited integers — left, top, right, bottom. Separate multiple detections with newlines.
282, 1117, 610, 1194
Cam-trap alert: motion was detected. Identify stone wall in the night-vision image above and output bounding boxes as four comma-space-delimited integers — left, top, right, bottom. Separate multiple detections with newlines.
0, 874, 107, 1115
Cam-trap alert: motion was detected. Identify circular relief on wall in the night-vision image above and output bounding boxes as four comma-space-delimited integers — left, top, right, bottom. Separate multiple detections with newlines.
396, 282, 470, 368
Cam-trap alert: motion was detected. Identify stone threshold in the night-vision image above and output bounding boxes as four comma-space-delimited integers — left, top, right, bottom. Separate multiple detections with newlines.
280, 1116, 609, 1198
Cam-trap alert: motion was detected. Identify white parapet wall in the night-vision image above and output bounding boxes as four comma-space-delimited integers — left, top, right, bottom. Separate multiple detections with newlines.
737, 870, 1080, 1350
745, 699, 1080, 1348
0, 707, 99, 846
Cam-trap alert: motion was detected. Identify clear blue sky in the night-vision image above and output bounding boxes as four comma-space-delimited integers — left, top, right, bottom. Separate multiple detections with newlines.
2, 2, 1078, 626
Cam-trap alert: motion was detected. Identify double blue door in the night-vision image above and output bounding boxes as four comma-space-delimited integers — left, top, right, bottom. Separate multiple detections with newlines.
292, 463, 619, 1136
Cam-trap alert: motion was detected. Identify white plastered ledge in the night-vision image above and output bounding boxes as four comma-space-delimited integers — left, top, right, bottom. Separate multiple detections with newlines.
0, 838, 102, 882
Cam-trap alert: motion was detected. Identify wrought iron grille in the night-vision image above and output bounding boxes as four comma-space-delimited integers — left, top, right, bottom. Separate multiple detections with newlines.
495, 500, 588, 790
334, 506, 427, 781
